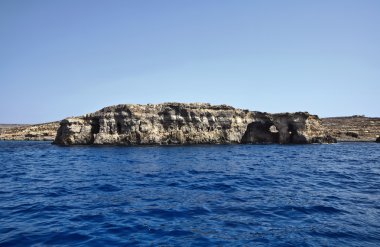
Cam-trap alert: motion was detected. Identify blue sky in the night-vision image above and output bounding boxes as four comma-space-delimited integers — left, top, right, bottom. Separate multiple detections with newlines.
1, 0, 379, 123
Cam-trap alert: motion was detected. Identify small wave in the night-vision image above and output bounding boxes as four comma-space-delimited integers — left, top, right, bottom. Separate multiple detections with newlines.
96, 184, 122, 192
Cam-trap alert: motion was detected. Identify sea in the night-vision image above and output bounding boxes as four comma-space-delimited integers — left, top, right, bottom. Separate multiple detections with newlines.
0, 141, 379, 246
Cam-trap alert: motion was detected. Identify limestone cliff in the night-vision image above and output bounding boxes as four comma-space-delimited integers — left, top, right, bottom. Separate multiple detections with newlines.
53, 103, 335, 146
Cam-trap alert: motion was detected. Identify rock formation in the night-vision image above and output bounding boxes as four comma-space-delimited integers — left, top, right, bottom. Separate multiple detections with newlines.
0, 122, 59, 141
321, 116, 380, 142
53, 103, 335, 146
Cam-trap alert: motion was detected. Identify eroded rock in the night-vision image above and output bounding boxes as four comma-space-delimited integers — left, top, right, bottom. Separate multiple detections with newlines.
53, 103, 335, 146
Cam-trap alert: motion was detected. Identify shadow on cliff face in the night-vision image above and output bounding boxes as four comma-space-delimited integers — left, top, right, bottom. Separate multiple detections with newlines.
91, 118, 100, 134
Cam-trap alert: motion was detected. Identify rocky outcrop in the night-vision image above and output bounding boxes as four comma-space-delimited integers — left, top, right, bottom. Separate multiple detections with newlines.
241, 111, 335, 144
53, 103, 335, 146
321, 116, 380, 142
0, 122, 59, 141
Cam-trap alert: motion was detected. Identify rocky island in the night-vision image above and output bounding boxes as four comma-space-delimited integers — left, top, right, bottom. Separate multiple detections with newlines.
53, 103, 335, 146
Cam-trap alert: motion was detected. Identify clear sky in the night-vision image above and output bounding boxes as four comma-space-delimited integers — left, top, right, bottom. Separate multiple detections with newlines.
1, 0, 379, 123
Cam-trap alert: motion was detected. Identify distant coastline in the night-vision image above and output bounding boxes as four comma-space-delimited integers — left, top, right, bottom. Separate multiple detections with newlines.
0, 124, 29, 129
0, 122, 59, 141
322, 116, 380, 142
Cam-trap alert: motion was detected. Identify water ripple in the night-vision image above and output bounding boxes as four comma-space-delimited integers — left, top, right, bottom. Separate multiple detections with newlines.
0, 141, 379, 246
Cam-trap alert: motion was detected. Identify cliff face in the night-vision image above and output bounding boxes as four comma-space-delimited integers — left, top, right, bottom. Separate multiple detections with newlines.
53, 103, 334, 146
321, 116, 380, 142
0, 122, 59, 141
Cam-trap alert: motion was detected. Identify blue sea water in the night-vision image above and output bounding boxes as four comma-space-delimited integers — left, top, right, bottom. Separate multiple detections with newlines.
0, 141, 379, 246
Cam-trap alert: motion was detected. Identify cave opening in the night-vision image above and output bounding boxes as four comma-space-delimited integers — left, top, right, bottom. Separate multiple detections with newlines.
288, 123, 296, 142
242, 121, 279, 143
287, 123, 307, 143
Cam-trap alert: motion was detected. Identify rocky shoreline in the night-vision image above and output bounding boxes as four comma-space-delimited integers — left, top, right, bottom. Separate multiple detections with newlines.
1, 103, 379, 144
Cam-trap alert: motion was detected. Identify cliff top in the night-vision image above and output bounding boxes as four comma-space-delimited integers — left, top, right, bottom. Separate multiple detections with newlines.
97, 102, 237, 112
79, 103, 318, 117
